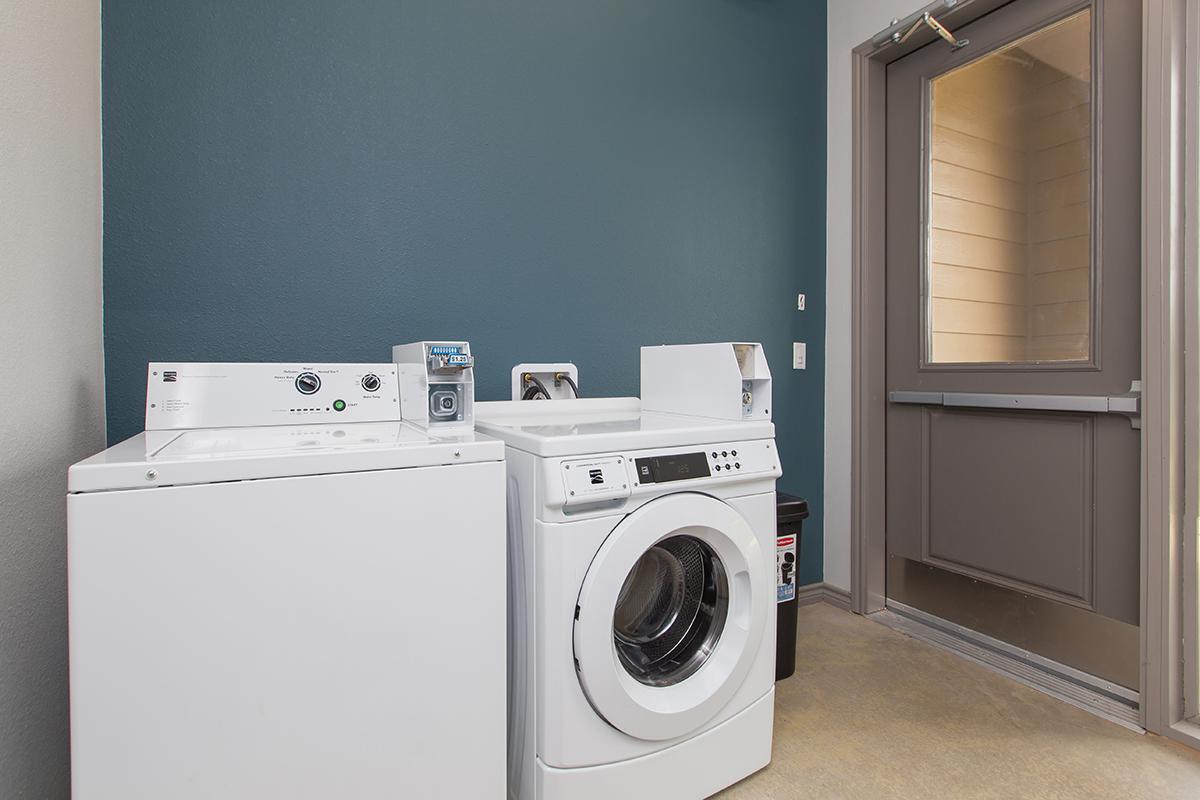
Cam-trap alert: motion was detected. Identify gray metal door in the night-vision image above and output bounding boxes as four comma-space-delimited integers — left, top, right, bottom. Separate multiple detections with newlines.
884, 0, 1142, 688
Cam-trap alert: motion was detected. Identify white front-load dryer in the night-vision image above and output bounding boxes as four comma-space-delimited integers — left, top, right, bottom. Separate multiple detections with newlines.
476, 398, 781, 800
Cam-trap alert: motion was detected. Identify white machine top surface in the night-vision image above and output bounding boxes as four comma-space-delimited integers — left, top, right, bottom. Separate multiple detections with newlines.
69, 421, 503, 493
474, 398, 775, 456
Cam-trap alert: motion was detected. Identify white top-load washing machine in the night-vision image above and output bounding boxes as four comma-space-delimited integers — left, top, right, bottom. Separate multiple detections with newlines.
68, 363, 506, 799
476, 396, 781, 800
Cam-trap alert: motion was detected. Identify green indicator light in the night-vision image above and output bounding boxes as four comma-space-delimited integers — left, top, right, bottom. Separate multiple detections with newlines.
333, 399, 346, 412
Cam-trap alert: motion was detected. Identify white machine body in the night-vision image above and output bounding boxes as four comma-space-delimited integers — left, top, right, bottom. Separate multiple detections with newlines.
393, 341, 476, 429
68, 363, 506, 799
476, 398, 780, 800
641, 342, 772, 422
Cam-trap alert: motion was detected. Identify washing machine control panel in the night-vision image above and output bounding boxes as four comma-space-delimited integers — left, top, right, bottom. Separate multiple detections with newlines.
145, 362, 401, 431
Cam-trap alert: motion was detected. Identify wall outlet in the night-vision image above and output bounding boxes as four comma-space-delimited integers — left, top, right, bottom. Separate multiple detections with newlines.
797, 293, 806, 311
793, 342, 806, 370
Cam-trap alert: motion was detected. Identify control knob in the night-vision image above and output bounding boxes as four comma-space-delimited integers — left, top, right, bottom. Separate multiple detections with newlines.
361, 373, 381, 392
295, 372, 321, 395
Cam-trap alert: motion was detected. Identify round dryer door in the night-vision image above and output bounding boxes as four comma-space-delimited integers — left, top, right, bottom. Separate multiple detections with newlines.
572, 493, 768, 742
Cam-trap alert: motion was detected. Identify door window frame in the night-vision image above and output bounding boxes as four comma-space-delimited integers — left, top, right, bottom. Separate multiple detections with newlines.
848, 0, 1200, 748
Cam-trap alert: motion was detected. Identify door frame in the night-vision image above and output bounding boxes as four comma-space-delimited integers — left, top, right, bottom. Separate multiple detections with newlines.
848, 0, 1200, 745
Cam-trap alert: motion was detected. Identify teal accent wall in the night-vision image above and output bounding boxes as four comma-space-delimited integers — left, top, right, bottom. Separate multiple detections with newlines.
102, 0, 827, 582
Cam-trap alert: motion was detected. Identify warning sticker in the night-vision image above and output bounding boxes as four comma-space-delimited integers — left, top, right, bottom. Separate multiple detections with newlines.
776, 535, 797, 603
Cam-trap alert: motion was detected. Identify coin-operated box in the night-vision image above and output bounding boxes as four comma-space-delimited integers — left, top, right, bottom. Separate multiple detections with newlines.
640, 342, 772, 422
392, 341, 475, 430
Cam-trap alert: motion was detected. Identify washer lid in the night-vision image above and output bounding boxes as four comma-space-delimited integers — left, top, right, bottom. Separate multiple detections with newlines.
68, 422, 503, 493
475, 398, 774, 457
572, 493, 768, 741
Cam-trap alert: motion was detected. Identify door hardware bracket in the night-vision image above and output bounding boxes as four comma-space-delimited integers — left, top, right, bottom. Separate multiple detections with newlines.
895, 12, 970, 50
1110, 381, 1142, 430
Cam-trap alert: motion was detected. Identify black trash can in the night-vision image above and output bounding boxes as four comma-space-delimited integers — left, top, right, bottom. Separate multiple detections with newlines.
775, 493, 809, 681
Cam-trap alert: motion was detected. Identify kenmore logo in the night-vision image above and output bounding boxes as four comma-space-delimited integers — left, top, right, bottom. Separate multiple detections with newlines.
162, 371, 177, 382
589, 469, 604, 485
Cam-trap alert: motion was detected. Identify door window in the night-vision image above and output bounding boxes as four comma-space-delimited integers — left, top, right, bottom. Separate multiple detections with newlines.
927, 10, 1093, 364
612, 535, 729, 687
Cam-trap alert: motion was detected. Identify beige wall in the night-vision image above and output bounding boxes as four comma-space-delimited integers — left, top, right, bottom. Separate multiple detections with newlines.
0, 1, 105, 794
929, 55, 1031, 363
1027, 49, 1092, 361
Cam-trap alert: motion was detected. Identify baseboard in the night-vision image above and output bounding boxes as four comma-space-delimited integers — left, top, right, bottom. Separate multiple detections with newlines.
795, 581, 852, 611
873, 601, 1143, 733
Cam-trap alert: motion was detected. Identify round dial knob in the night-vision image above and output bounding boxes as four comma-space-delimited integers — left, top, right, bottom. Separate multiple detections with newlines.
361, 373, 381, 392
295, 372, 321, 395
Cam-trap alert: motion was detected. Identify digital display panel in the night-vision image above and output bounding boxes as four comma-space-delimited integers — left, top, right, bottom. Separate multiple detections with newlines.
634, 452, 711, 484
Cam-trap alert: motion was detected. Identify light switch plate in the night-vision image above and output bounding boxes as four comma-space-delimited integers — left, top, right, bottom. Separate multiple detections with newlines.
797, 293, 806, 311
793, 342, 806, 370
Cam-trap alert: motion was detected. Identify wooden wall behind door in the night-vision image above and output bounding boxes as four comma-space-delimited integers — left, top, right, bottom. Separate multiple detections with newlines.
927, 11, 1092, 364
929, 56, 1029, 363
1026, 18, 1092, 362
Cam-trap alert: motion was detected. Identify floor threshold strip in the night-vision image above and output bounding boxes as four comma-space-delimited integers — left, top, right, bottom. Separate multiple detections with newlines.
872, 601, 1142, 733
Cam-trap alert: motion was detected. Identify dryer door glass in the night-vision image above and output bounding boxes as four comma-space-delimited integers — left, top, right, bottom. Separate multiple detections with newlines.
612, 535, 730, 687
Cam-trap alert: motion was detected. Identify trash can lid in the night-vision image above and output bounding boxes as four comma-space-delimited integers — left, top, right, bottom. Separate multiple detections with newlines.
776, 492, 809, 523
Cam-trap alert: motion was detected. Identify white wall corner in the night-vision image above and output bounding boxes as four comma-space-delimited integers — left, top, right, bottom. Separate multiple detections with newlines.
824, 0, 927, 593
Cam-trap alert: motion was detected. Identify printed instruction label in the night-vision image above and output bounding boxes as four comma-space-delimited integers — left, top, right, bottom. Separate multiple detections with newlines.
776, 535, 797, 602
560, 456, 630, 507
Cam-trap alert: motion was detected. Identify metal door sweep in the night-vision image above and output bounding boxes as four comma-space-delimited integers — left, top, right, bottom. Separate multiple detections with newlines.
889, 383, 1142, 428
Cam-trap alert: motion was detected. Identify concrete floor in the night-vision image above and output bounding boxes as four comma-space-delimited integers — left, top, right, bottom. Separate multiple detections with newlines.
717, 603, 1200, 800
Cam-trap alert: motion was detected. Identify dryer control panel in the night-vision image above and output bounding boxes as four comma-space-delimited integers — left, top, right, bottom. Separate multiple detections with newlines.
145, 362, 401, 431
556, 438, 779, 509
633, 443, 772, 485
